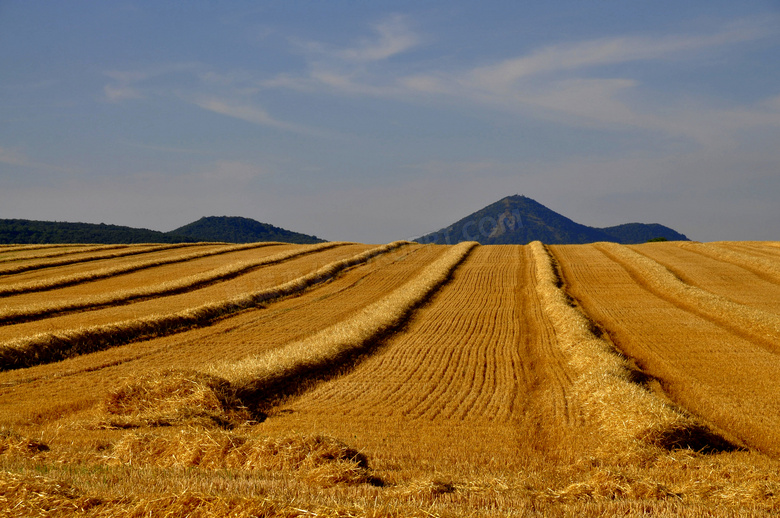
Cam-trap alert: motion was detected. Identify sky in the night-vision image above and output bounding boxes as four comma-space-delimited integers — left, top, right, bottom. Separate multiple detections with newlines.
1, 1, 779, 243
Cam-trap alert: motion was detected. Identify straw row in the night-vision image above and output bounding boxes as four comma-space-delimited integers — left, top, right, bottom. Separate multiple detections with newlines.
0, 241, 410, 370
597, 242, 780, 353
529, 241, 705, 454
0, 243, 195, 276
0, 242, 344, 325
678, 242, 780, 285
215, 241, 477, 403
0, 241, 285, 297
0, 244, 133, 264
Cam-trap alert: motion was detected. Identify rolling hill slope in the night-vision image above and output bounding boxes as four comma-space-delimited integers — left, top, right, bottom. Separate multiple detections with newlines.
415, 195, 689, 245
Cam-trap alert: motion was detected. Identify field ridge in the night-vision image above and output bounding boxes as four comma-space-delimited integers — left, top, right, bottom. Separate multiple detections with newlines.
596, 242, 780, 354
0, 243, 194, 276
0, 241, 409, 371
0, 244, 132, 264
0, 242, 285, 297
0, 242, 344, 325
531, 241, 722, 453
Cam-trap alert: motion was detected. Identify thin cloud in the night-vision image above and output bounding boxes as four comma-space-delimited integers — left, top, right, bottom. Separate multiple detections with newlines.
102, 63, 202, 102
339, 15, 420, 62
282, 16, 779, 145
189, 97, 330, 137
0, 146, 85, 173
104, 84, 143, 102
466, 20, 773, 92
120, 140, 214, 155
0, 146, 32, 167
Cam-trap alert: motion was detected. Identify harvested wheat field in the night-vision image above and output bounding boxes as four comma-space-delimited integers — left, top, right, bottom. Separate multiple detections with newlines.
1, 240, 780, 517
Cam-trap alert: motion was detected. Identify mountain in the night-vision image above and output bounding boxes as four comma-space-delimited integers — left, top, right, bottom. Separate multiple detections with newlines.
169, 216, 325, 244
0, 217, 324, 244
415, 195, 689, 245
599, 223, 689, 244
0, 219, 194, 244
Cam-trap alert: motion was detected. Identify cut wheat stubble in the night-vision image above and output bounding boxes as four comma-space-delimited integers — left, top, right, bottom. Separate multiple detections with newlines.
95, 242, 475, 430
0, 242, 285, 297
0, 241, 410, 371
530, 241, 720, 456
595, 242, 780, 354
0, 241, 344, 325
0, 243, 202, 277
551, 243, 780, 457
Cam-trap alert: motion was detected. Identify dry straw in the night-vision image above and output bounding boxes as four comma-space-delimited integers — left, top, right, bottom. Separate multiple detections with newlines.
0, 241, 410, 370
529, 241, 707, 455
215, 241, 476, 402
0, 244, 131, 265
109, 429, 378, 486
98, 241, 473, 429
0, 242, 343, 325
0, 241, 282, 297
679, 241, 780, 284
0, 243, 193, 276
0, 429, 49, 458
0, 244, 82, 253
597, 242, 780, 353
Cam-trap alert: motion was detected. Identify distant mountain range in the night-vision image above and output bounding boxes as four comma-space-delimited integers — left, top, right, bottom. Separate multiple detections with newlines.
0, 197, 688, 245
415, 195, 689, 245
0, 216, 325, 245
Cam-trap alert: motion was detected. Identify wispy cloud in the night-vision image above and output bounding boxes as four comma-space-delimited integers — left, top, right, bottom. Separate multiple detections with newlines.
189, 97, 329, 137
103, 84, 143, 102
102, 63, 201, 102
296, 14, 419, 64
465, 19, 773, 92
119, 140, 214, 155
0, 146, 33, 167
0, 146, 85, 173
338, 14, 420, 62
272, 16, 779, 145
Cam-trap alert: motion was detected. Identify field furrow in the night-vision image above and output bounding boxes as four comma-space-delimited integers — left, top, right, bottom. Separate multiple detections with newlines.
0, 244, 132, 264
629, 243, 780, 314
675, 242, 780, 286
0, 244, 444, 420
0, 243, 197, 276
0, 243, 236, 292
281, 246, 557, 423
0, 244, 366, 342
552, 243, 780, 457
713, 242, 780, 260
0, 243, 337, 324
0, 244, 86, 255
595, 242, 780, 354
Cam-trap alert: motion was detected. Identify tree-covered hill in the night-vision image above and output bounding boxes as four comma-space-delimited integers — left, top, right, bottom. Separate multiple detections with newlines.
0, 216, 325, 244
415, 195, 689, 245
168, 216, 325, 244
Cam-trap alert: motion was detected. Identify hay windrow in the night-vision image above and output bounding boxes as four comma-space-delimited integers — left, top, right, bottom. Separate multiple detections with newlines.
215, 241, 477, 405
0, 243, 195, 277
98, 369, 251, 429
0, 241, 410, 371
678, 241, 780, 285
0, 244, 133, 265
0, 241, 344, 325
109, 430, 379, 486
529, 241, 717, 455
0, 429, 49, 458
597, 242, 780, 353
0, 241, 281, 297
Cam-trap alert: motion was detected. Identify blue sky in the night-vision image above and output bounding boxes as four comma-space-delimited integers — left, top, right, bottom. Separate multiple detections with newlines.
1, 1, 778, 242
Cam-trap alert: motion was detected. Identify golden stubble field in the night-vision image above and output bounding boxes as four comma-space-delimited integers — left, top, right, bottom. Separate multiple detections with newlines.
0, 240, 779, 517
